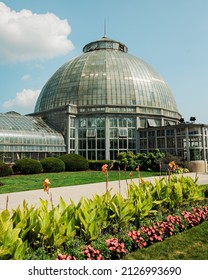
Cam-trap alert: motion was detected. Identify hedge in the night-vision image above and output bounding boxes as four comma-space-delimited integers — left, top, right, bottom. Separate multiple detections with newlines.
13, 158, 42, 174
0, 161, 13, 177
88, 160, 113, 170
41, 157, 65, 173
59, 154, 89, 171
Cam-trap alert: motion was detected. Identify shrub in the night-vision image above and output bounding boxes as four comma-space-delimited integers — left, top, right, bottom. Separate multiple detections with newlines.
0, 161, 13, 177
137, 149, 165, 171
162, 153, 183, 166
13, 158, 42, 174
41, 157, 65, 173
116, 149, 165, 171
59, 154, 89, 171
116, 151, 138, 170
88, 160, 112, 170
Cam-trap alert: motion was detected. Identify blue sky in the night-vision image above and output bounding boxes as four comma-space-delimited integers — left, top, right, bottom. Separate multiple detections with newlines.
0, 0, 208, 123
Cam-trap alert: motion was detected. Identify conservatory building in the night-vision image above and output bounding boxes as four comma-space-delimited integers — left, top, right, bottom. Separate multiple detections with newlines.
1, 35, 208, 167
32, 36, 181, 160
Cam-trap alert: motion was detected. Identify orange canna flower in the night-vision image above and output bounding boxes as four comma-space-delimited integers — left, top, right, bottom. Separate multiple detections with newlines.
101, 164, 108, 174
168, 161, 175, 168
43, 178, 50, 193
101, 164, 109, 193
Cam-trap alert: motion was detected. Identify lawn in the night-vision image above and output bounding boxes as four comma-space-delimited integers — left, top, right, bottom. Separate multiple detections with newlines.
0, 170, 159, 194
124, 221, 208, 260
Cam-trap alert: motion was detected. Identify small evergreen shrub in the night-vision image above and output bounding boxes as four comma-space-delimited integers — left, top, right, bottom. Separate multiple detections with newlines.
88, 160, 112, 170
13, 158, 42, 174
41, 157, 65, 173
0, 161, 13, 177
59, 154, 89, 171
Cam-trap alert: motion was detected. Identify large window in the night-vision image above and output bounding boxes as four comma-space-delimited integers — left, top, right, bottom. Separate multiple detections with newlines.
78, 117, 105, 160
109, 117, 136, 159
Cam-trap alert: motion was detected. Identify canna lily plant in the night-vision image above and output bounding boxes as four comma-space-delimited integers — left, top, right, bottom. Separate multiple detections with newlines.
101, 164, 108, 193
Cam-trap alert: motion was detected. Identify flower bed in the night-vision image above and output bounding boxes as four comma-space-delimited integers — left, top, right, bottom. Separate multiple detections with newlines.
55, 206, 208, 260
0, 175, 207, 260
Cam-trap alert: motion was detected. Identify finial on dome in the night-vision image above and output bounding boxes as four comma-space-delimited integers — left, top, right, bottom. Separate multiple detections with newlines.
103, 18, 107, 38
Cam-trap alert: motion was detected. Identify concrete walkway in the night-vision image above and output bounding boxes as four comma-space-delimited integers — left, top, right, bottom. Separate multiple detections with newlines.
0, 172, 207, 212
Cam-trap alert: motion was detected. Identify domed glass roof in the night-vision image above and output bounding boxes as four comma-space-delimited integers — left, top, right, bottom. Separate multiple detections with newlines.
34, 37, 179, 114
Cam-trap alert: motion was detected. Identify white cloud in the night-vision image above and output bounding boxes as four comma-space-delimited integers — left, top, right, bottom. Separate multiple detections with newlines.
3, 89, 40, 113
0, 2, 74, 63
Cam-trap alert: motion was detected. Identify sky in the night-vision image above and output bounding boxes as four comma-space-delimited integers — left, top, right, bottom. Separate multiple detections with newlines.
0, 0, 208, 123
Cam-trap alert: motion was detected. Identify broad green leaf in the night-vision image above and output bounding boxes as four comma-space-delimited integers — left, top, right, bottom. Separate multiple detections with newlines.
59, 197, 67, 213
2, 228, 21, 247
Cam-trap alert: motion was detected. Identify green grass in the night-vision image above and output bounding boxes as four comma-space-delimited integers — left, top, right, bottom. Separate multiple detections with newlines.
0, 170, 159, 194
125, 221, 208, 260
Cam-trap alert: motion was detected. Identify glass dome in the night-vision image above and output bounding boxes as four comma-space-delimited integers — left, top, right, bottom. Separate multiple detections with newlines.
34, 36, 179, 115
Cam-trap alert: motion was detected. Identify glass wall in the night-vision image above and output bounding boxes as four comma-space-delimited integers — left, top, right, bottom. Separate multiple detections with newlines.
138, 124, 208, 162
78, 117, 105, 160
0, 112, 66, 162
109, 117, 136, 159
77, 115, 136, 160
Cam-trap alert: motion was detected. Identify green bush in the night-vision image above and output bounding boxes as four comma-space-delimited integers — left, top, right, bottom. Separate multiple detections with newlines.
117, 151, 138, 170
88, 160, 112, 170
59, 154, 89, 171
0, 161, 13, 177
41, 157, 65, 173
13, 158, 42, 174
137, 149, 165, 171
116, 149, 165, 171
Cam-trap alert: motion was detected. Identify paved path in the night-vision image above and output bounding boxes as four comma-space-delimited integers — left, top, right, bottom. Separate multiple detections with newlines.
0, 172, 207, 212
